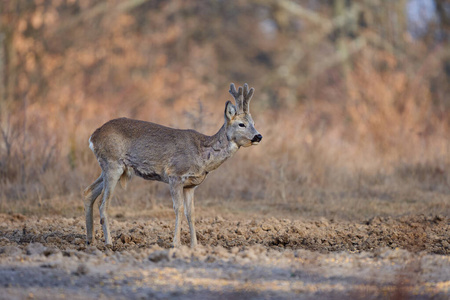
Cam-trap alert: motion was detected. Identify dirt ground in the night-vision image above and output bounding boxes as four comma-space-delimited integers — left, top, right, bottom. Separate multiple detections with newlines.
0, 211, 449, 299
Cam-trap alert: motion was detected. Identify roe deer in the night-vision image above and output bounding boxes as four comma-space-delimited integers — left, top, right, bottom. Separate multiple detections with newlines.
84, 83, 262, 247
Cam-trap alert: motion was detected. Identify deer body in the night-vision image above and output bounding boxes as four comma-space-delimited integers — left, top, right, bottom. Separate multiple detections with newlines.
84, 84, 262, 247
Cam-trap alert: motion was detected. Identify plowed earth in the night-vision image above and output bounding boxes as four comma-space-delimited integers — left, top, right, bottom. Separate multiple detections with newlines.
0, 213, 449, 299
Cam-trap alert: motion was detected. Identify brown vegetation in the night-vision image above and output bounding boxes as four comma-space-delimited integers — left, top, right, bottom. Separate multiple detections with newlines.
1, 0, 449, 218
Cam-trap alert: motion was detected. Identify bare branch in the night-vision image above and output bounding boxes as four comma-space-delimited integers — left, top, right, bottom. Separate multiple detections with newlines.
52, 0, 151, 35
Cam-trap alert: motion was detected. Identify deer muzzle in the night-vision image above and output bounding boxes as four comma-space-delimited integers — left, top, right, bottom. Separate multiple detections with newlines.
251, 134, 262, 144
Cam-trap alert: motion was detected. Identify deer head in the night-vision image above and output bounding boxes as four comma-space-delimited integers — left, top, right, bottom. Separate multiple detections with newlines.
224, 83, 262, 147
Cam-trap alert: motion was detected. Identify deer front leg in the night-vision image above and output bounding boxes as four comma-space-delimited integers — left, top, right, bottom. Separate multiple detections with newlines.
169, 178, 184, 248
183, 187, 197, 248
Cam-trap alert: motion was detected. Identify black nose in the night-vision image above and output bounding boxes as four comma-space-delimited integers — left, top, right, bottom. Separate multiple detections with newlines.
252, 134, 262, 143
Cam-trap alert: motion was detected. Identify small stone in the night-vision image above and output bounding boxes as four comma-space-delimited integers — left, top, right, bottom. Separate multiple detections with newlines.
26, 243, 46, 256
205, 255, 216, 263
251, 227, 261, 234
148, 250, 170, 263
43, 247, 60, 257
120, 233, 131, 244
230, 247, 239, 254
74, 263, 89, 276
261, 223, 273, 231
40, 262, 58, 269
0, 246, 22, 256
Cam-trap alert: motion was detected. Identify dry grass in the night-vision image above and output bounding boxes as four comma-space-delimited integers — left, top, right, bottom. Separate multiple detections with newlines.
1, 72, 449, 220
1, 1, 449, 220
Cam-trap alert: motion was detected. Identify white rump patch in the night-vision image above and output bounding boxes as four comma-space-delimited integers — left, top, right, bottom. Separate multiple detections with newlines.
89, 136, 95, 152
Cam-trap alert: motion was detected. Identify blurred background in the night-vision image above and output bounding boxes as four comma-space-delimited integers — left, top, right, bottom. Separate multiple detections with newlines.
0, 0, 449, 219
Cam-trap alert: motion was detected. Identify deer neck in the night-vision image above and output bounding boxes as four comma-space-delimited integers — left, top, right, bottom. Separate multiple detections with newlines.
202, 124, 239, 172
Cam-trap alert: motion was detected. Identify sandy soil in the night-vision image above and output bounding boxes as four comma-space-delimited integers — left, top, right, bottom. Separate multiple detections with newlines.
0, 212, 449, 299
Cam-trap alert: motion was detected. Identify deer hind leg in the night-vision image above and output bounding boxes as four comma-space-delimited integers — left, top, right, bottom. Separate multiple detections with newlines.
83, 174, 104, 245
98, 164, 122, 245
183, 187, 197, 248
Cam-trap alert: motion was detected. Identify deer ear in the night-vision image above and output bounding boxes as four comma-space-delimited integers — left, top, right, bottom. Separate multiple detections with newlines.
224, 101, 236, 121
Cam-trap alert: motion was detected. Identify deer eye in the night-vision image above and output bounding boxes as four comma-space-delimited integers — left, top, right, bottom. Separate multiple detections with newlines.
239, 123, 246, 128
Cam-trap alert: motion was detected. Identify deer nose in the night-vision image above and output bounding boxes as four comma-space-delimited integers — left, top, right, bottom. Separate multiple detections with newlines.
252, 134, 262, 143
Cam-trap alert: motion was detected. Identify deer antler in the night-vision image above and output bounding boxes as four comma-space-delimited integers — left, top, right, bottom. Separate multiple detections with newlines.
229, 83, 243, 113
229, 83, 254, 114
242, 83, 254, 114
